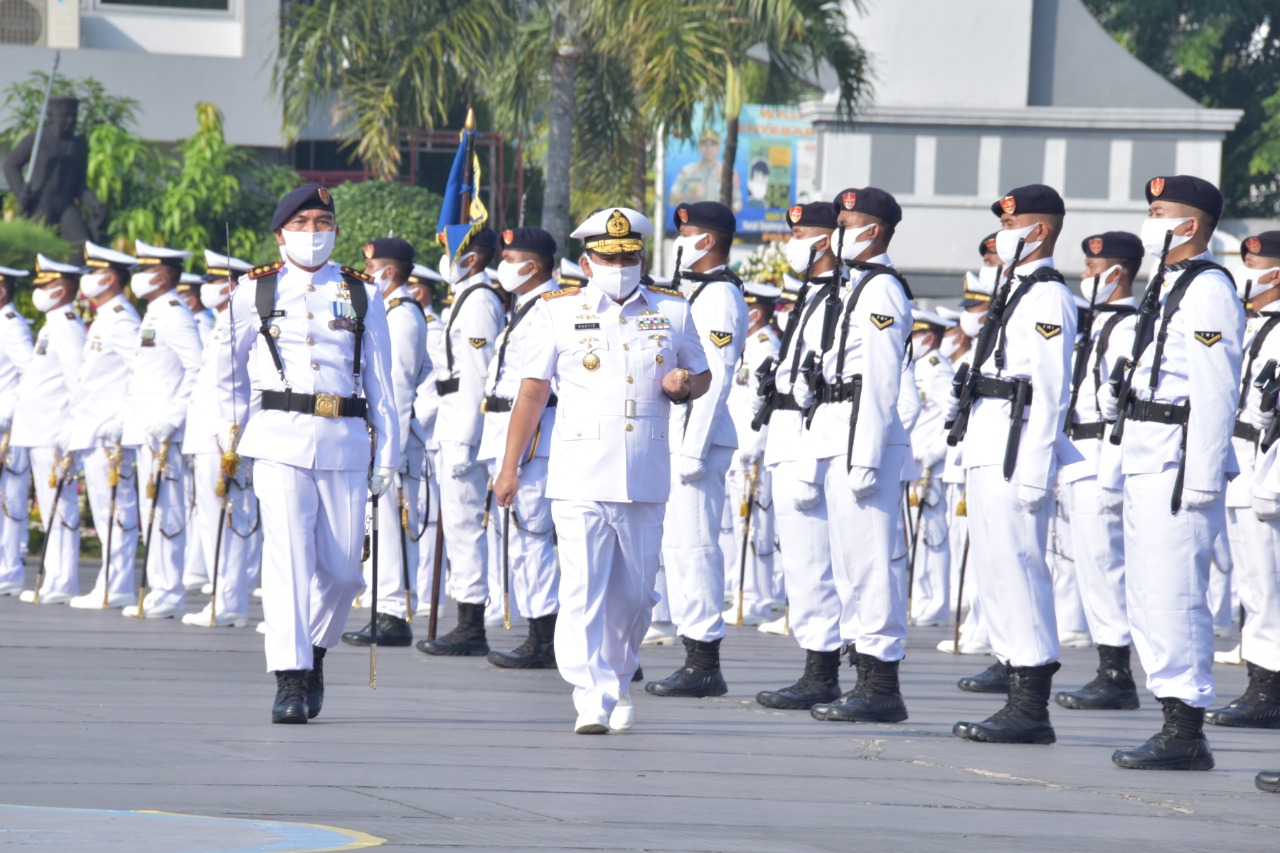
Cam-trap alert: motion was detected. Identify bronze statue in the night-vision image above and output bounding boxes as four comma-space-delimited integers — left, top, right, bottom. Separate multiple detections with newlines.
2, 95, 103, 244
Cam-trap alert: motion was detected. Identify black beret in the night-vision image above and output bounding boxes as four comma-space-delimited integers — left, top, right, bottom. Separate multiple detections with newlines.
499, 226, 557, 258
1242, 231, 1280, 260
363, 237, 416, 264
272, 183, 334, 231
1081, 231, 1143, 261
785, 201, 837, 230
991, 184, 1064, 217
979, 233, 999, 257
673, 201, 736, 236
1144, 175, 1223, 220
468, 227, 497, 251
831, 187, 902, 227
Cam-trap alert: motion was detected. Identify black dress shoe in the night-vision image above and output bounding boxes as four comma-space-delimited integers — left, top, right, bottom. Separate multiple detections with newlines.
811, 654, 908, 723
305, 646, 325, 719
1205, 663, 1280, 728
1257, 770, 1280, 793
757, 649, 841, 710
1113, 698, 1214, 770
271, 670, 309, 724
342, 612, 413, 647
646, 637, 729, 697
632, 667, 644, 683
488, 614, 557, 669
1056, 645, 1140, 710
954, 662, 1059, 744
416, 602, 489, 656
958, 661, 1010, 693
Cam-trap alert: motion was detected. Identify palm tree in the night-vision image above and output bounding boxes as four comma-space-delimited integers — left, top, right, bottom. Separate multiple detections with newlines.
274, 0, 510, 180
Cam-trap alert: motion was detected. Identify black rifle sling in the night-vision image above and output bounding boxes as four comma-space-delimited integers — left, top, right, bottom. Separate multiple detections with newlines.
444, 283, 504, 376
787, 280, 834, 383
1239, 314, 1280, 408
834, 265, 911, 378
491, 296, 542, 389
991, 267, 1065, 372
256, 269, 369, 390
1089, 308, 1136, 413
1148, 260, 1231, 392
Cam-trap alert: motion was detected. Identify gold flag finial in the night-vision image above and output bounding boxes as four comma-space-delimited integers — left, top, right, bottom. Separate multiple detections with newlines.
464, 107, 476, 131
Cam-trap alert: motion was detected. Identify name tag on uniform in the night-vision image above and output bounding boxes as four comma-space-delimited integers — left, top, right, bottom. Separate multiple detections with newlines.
636, 315, 670, 332
140, 328, 156, 347
575, 322, 600, 330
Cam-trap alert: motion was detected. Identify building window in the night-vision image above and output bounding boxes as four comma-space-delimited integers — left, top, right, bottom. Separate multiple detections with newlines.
870, 133, 916, 195
98, 0, 230, 10
934, 133, 981, 197
1065, 138, 1111, 200
999, 136, 1046, 194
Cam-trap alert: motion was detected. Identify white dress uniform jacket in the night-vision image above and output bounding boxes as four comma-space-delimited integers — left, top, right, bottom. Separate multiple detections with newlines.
0, 303, 34, 589
434, 273, 504, 450
120, 294, 203, 448
68, 294, 140, 451
11, 307, 85, 448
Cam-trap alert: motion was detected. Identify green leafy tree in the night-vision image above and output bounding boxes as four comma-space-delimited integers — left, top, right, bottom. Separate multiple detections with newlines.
0, 73, 140, 148
329, 179, 446, 270
1083, 1, 1280, 215
0, 216, 70, 327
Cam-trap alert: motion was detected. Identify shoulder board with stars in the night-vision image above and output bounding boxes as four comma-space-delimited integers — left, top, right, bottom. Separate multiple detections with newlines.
248, 261, 283, 280
341, 266, 374, 284
757, 332, 769, 342
65, 310, 77, 320
646, 285, 685, 299
388, 297, 405, 309
425, 313, 438, 323
113, 305, 125, 313
541, 288, 578, 301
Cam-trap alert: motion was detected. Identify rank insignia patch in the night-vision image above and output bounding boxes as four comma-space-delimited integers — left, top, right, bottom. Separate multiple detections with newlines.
1194, 331, 1222, 347
469, 337, 488, 349
870, 314, 894, 330
1000, 195, 1016, 215
709, 331, 733, 348
1035, 323, 1062, 340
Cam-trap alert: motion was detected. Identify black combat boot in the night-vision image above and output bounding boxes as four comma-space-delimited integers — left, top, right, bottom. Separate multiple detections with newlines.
416, 602, 489, 656
1257, 771, 1280, 793
953, 662, 1059, 744
341, 612, 413, 647
756, 649, 842, 710
1055, 644, 1140, 710
1205, 662, 1280, 728
645, 637, 729, 697
304, 646, 325, 719
958, 661, 1010, 693
1112, 697, 1214, 770
488, 613, 558, 669
271, 670, 309, 724
811, 653, 908, 723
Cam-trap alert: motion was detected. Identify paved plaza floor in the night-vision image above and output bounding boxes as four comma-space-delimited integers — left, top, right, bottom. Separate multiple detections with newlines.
1, 561, 1277, 852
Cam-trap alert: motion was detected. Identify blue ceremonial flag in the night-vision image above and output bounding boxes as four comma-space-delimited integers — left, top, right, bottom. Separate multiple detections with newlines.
436, 121, 489, 266
435, 130, 470, 238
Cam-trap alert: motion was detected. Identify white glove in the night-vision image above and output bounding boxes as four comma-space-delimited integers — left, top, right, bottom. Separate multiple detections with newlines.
147, 421, 177, 450
98, 418, 123, 445
1254, 492, 1280, 522
942, 390, 960, 425
1099, 487, 1124, 513
676, 454, 705, 485
793, 480, 821, 511
215, 422, 239, 454
442, 440, 477, 479
846, 465, 878, 501
368, 466, 394, 498
1017, 483, 1048, 512
793, 379, 816, 411
1181, 488, 1219, 510
1099, 388, 1119, 423
750, 390, 768, 418
924, 476, 943, 508
1245, 391, 1276, 433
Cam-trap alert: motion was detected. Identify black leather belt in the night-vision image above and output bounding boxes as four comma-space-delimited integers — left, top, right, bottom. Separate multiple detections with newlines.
972, 374, 1034, 404
1235, 419, 1260, 443
436, 377, 460, 396
1069, 421, 1106, 441
1124, 397, 1189, 426
261, 389, 367, 419
818, 377, 861, 404
482, 393, 558, 414
773, 394, 800, 412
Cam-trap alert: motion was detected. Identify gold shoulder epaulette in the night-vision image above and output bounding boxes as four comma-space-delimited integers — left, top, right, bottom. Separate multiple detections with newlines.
425, 313, 438, 323
647, 285, 685, 299
248, 261, 283, 279
341, 266, 374, 284
541, 288, 577, 301
388, 297, 404, 309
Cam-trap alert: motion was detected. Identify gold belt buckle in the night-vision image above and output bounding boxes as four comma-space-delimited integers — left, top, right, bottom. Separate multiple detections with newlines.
314, 393, 340, 418
480, 398, 488, 414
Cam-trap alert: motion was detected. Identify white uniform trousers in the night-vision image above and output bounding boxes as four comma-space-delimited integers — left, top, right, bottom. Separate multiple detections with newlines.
79, 446, 140, 599
946, 484, 990, 647
256, 461, 365, 671
487, 456, 559, 619
718, 493, 736, 603
1123, 468, 1219, 707
1047, 490, 1088, 635
1208, 530, 1236, 632
966, 465, 1059, 667
136, 442, 188, 611
726, 465, 778, 621
359, 439, 426, 619
28, 447, 81, 597
552, 499, 664, 717
0, 446, 31, 586
438, 459, 490, 605
662, 445, 734, 642
413, 449, 447, 612
1226, 507, 1280, 672
182, 457, 208, 589
909, 465, 950, 626
770, 459, 840, 653
824, 446, 909, 662
1063, 477, 1130, 647
651, 565, 672, 623
190, 453, 260, 617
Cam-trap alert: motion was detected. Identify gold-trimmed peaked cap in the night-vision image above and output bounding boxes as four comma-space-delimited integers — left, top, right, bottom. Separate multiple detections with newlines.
33, 253, 86, 285
134, 239, 192, 269
572, 207, 652, 255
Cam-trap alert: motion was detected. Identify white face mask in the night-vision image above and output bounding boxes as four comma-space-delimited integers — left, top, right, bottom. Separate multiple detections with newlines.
939, 334, 962, 359
496, 259, 535, 293
447, 251, 477, 285
972, 265, 1003, 296
33, 285, 65, 313
279, 229, 336, 268
80, 271, 112, 299
838, 224, 876, 262
1236, 266, 1280, 302
200, 285, 229, 311
910, 333, 934, 361
1080, 264, 1123, 304
995, 224, 1041, 266
785, 235, 826, 274
958, 309, 986, 339
672, 233, 712, 271
1139, 217, 1193, 258
590, 262, 642, 301
130, 271, 163, 300
374, 266, 396, 292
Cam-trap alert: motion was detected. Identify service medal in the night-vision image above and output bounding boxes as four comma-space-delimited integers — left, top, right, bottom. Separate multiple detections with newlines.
583, 352, 601, 371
